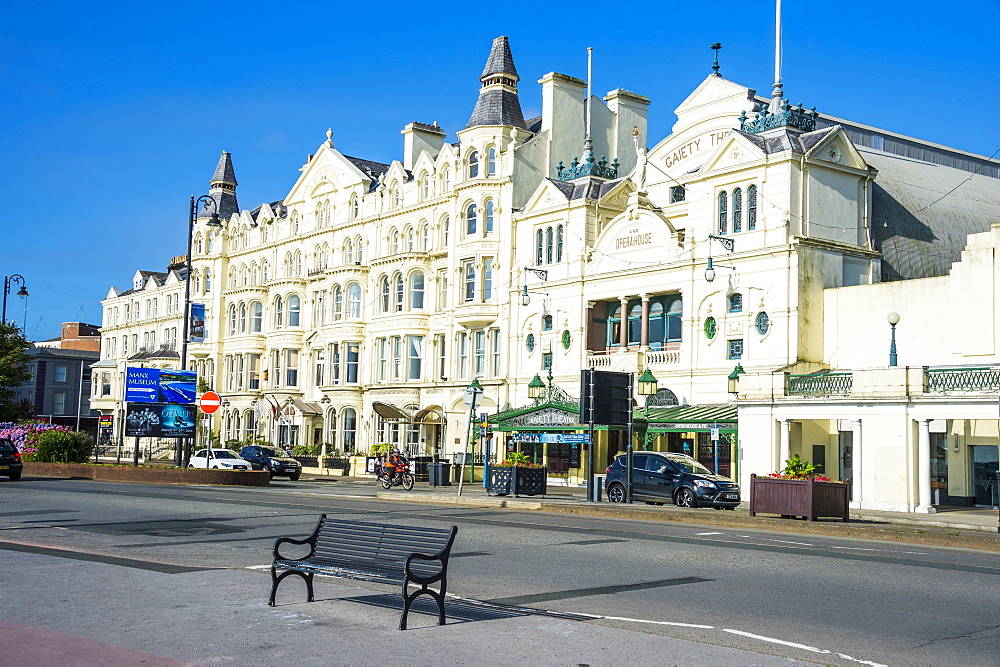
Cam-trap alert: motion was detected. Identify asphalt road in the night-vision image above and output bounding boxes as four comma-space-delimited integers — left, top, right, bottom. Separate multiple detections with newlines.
3, 476, 999, 665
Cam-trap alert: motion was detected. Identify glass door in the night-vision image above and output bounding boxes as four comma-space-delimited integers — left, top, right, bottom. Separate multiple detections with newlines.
971, 445, 998, 507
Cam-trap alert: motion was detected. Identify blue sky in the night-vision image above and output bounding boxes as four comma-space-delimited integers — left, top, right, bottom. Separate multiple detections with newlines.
2, 0, 997, 341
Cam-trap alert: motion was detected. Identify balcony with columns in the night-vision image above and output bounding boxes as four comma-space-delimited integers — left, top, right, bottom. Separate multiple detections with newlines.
585, 293, 683, 372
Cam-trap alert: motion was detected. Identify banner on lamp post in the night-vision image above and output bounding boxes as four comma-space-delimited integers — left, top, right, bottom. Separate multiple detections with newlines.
189, 303, 206, 342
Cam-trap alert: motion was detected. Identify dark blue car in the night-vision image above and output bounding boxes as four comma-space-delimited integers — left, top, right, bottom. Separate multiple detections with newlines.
605, 452, 740, 509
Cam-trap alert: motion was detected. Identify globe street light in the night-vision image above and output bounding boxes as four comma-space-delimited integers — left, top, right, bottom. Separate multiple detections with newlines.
2, 274, 29, 324
887, 312, 900, 366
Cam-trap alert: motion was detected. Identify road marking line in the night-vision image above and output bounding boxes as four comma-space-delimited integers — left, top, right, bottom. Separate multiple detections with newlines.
246, 564, 271, 570
597, 615, 715, 629
767, 539, 813, 546
723, 629, 886, 666
693, 532, 724, 535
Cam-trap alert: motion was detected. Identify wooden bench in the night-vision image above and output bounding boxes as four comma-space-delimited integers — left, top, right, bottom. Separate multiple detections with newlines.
268, 515, 458, 630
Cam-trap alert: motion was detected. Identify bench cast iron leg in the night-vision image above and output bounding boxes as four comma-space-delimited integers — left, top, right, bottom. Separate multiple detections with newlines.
269, 567, 313, 607
399, 577, 447, 630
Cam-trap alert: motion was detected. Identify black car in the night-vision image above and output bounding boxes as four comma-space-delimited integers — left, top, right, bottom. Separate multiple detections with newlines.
605, 452, 740, 509
239, 446, 301, 480
0, 438, 23, 481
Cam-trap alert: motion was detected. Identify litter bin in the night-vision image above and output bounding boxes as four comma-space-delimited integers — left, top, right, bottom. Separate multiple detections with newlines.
411, 456, 433, 483
591, 473, 607, 502
428, 462, 452, 487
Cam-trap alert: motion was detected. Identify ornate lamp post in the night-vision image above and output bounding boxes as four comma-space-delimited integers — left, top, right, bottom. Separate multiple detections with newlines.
176, 196, 222, 467
887, 312, 900, 366
2, 274, 29, 324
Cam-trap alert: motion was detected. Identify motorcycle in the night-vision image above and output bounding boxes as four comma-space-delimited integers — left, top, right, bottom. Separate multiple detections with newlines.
376, 459, 415, 490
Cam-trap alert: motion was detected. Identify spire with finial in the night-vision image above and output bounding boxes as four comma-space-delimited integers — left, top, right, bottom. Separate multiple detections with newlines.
711, 43, 722, 76
201, 151, 239, 221
465, 36, 527, 129
325, 128, 334, 148
770, 0, 785, 111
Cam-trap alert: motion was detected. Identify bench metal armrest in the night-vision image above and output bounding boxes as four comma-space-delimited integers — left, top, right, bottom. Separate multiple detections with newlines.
272, 513, 325, 561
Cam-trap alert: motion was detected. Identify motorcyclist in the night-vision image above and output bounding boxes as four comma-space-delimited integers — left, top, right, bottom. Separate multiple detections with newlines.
383, 449, 407, 483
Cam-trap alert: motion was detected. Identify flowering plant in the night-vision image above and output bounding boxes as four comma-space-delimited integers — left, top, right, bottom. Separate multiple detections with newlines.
495, 452, 545, 469
766, 453, 840, 483
0, 421, 73, 461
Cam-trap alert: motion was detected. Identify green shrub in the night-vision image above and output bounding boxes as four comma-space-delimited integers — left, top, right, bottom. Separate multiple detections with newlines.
33, 429, 94, 463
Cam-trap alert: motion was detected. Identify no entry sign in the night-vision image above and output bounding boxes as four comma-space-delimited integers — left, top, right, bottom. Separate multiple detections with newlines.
198, 391, 222, 414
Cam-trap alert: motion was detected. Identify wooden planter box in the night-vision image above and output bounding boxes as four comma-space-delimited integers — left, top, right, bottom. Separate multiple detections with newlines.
749, 474, 849, 521
487, 466, 547, 497
23, 462, 270, 486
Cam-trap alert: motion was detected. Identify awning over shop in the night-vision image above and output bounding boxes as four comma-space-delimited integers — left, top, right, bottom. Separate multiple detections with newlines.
639, 404, 737, 431
372, 401, 411, 422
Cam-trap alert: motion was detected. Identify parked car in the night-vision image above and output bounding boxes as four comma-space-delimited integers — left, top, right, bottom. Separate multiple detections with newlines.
238, 445, 302, 481
188, 449, 252, 471
0, 438, 23, 481
605, 452, 740, 509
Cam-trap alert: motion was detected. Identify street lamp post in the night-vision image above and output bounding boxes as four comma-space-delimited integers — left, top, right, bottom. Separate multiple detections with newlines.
457, 378, 483, 497
2, 274, 29, 324
887, 312, 900, 366
177, 195, 222, 467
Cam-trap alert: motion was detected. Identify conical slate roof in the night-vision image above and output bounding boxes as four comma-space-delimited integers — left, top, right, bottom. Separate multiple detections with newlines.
466, 36, 527, 130
480, 36, 518, 79
211, 151, 238, 186
200, 151, 239, 221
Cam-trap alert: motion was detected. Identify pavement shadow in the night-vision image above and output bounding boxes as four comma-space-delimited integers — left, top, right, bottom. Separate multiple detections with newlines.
335, 593, 529, 625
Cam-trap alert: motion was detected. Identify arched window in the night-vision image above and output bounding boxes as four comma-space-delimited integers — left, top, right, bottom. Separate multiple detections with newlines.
228, 304, 237, 336
392, 187, 400, 208
556, 225, 564, 262
355, 236, 364, 263
545, 227, 554, 264
487, 147, 497, 176
251, 302, 263, 332
718, 191, 728, 234
543, 314, 553, 331
468, 150, 479, 178
394, 275, 404, 312
729, 293, 743, 313
405, 226, 414, 252
238, 302, 247, 333
195, 234, 203, 254
420, 223, 429, 251
333, 285, 343, 321
204, 269, 212, 292
627, 301, 643, 345
466, 203, 477, 235
441, 216, 450, 245
343, 407, 357, 452
274, 296, 284, 328
283, 252, 293, 277
350, 194, 359, 219
649, 296, 683, 346
411, 271, 425, 309
347, 283, 362, 318
733, 187, 743, 233
261, 261, 269, 282
485, 200, 494, 233
747, 184, 757, 230
380, 276, 391, 312
229, 267, 237, 288
288, 294, 301, 326
391, 229, 400, 255
441, 166, 451, 191
295, 251, 302, 276
240, 264, 248, 286
344, 238, 354, 265
292, 211, 300, 234
607, 302, 622, 347
326, 408, 337, 447
420, 173, 429, 200
250, 262, 258, 285
206, 232, 214, 253
536, 229, 544, 265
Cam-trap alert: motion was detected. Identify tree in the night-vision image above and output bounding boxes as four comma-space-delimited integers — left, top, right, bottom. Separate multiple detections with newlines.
0, 323, 33, 422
